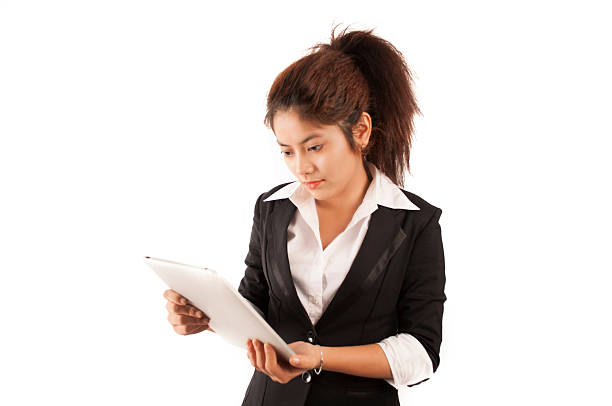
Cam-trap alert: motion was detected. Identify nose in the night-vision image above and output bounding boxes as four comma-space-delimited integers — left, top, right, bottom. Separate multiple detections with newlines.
294, 151, 313, 176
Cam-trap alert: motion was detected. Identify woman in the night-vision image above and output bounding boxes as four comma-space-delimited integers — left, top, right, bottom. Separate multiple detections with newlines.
164, 25, 446, 405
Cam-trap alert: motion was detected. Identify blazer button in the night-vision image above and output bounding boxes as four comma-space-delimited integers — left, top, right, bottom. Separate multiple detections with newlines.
307, 330, 314, 343
301, 371, 312, 383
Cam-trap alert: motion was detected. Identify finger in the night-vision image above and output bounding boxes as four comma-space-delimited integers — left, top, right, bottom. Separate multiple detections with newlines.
167, 313, 210, 326
253, 339, 266, 372
246, 340, 263, 372
246, 340, 256, 368
166, 302, 207, 319
163, 289, 188, 305
173, 324, 207, 335
187, 325, 208, 334
264, 343, 280, 378
167, 312, 210, 326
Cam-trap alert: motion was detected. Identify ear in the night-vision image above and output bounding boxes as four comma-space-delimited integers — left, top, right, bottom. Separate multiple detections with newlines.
352, 111, 372, 147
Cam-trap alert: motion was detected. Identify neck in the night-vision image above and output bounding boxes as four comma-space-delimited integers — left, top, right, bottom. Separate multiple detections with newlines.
316, 161, 372, 213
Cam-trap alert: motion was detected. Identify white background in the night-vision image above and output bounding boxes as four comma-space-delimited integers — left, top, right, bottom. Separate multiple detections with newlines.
1, 1, 610, 404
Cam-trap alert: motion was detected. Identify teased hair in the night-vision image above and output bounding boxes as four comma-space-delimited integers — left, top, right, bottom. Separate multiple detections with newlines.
264, 24, 421, 187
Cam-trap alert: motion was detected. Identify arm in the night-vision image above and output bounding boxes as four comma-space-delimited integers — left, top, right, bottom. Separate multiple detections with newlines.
320, 208, 445, 383
317, 343, 393, 379
377, 333, 434, 389
247, 339, 395, 383
396, 207, 446, 376
245, 297, 265, 318
238, 192, 269, 318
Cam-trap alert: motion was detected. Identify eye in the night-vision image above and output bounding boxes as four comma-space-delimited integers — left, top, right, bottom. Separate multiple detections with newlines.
280, 144, 321, 157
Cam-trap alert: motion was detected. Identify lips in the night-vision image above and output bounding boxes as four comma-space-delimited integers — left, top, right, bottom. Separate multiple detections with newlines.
303, 180, 323, 189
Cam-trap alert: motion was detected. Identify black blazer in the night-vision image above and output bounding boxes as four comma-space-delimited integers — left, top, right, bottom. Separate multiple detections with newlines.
238, 182, 446, 406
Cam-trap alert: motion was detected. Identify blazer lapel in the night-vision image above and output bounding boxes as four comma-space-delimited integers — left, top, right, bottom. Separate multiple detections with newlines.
265, 199, 313, 327
265, 199, 408, 331
315, 206, 407, 329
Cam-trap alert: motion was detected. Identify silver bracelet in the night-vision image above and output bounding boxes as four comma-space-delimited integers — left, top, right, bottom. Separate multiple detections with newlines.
313, 345, 323, 375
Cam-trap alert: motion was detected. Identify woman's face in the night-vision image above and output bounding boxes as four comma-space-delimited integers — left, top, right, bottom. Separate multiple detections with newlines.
273, 109, 368, 204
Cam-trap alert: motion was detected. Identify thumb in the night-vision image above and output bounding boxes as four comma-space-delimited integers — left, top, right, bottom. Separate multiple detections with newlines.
289, 356, 301, 366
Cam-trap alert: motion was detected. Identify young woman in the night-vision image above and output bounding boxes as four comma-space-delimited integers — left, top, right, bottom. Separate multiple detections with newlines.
164, 25, 446, 406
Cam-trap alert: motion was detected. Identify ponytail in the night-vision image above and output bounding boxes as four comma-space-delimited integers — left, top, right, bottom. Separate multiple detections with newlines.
264, 24, 421, 187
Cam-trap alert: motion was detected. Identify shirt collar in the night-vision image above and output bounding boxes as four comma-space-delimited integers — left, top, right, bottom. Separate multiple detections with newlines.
263, 161, 420, 211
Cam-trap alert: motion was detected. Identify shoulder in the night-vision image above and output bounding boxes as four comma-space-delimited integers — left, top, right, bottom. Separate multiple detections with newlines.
250, 181, 295, 216
398, 188, 443, 229
399, 188, 442, 214
260, 181, 294, 201
252, 181, 294, 206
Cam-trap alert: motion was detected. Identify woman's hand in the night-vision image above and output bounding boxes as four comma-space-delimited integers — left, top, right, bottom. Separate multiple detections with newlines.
164, 289, 215, 335
246, 339, 321, 384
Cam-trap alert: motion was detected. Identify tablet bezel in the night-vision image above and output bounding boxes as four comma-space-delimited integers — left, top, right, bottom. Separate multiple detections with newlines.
144, 256, 296, 362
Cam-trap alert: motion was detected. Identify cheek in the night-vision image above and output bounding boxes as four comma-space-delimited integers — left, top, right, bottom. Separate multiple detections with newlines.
287, 160, 300, 175
316, 149, 337, 169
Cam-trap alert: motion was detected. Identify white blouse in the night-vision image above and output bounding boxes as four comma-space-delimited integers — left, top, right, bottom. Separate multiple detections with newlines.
255, 161, 433, 389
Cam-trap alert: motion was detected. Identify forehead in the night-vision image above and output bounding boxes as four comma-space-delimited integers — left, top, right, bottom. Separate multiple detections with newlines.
273, 110, 337, 146
273, 109, 324, 133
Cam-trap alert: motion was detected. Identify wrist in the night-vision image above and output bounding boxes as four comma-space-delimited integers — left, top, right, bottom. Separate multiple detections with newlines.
313, 345, 323, 374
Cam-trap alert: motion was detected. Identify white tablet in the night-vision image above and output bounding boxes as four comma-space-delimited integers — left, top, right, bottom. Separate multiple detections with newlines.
144, 256, 296, 362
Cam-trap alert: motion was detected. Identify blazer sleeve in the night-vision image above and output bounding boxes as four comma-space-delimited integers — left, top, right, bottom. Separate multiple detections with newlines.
237, 192, 270, 318
397, 207, 446, 384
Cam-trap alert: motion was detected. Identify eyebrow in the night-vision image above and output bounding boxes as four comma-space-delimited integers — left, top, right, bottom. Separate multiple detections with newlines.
276, 134, 322, 147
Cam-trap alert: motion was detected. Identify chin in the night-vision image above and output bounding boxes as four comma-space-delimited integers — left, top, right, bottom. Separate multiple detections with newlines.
307, 188, 324, 199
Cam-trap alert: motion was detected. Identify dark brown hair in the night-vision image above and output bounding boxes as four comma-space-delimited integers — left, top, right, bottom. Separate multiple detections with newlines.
263, 24, 421, 187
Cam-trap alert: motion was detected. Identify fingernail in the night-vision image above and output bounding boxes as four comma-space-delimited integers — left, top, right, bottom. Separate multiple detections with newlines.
197, 311, 203, 318
292, 357, 300, 364
180, 298, 186, 304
